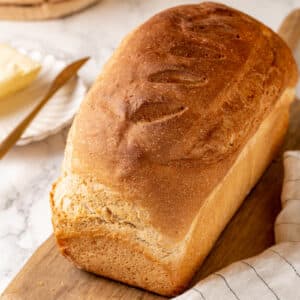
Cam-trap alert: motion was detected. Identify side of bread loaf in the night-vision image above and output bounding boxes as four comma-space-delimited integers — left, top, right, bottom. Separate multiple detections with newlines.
51, 2, 298, 296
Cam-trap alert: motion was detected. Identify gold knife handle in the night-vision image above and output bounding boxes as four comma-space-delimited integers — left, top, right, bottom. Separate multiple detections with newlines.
0, 57, 89, 160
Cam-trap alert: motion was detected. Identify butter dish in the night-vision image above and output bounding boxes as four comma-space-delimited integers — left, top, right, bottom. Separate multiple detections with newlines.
0, 47, 87, 145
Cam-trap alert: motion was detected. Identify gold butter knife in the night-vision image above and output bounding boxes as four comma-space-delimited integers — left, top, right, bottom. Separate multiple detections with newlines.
0, 57, 89, 159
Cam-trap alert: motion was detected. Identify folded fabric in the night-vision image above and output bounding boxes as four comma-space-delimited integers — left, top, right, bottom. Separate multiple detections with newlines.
175, 152, 300, 300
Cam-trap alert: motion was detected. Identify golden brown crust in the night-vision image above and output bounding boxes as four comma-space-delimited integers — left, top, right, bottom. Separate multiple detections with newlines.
51, 2, 298, 296
70, 2, 297, 239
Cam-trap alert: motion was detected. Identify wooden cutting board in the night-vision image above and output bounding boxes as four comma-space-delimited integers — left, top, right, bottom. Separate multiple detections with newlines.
1, 10, 300, 300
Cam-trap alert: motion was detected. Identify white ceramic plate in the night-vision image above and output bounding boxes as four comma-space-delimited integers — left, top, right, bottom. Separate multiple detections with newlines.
0, 47, 87, 146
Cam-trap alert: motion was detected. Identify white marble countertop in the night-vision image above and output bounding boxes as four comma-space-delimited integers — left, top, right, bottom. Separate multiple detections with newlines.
0, 0, 299, 294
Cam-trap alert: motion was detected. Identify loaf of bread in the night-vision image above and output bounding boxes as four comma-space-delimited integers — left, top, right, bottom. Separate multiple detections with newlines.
0, 0, 98, 20
50, 2, 298, 296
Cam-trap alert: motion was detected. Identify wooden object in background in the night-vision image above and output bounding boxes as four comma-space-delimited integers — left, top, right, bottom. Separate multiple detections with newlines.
0, 0, 99, 21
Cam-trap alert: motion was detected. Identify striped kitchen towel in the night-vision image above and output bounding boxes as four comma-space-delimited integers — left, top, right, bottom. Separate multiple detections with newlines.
175, 151, 300, 300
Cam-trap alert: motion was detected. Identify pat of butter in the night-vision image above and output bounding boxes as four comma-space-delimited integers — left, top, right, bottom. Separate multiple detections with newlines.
0, 44, 41, 99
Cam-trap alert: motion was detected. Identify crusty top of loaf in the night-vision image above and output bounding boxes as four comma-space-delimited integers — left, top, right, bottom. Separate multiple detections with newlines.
67, 2, 297, 239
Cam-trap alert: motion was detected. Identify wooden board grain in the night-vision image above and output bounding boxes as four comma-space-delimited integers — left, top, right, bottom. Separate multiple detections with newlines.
1, 99, 299, 300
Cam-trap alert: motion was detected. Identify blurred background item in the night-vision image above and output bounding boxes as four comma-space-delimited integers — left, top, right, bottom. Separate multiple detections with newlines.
0, 0, 100, 21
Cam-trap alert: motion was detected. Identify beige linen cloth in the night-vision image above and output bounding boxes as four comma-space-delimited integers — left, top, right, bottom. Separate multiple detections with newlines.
175, 152, 300, 300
